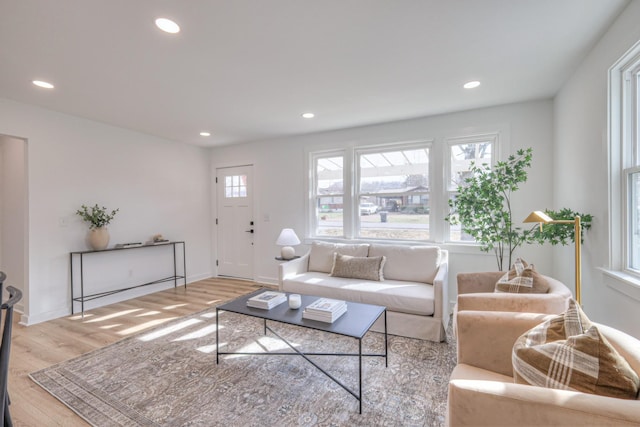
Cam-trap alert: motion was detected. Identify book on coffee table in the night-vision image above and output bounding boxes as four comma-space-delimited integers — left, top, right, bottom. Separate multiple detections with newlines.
303, 298, 347, 323
246, 291, 287, 309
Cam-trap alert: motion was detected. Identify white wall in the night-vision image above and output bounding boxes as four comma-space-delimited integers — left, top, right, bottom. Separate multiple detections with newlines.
0, 134, 28, 313
554, 0, 640, 338
0, 98, 213, 324
210, 99, 556, 305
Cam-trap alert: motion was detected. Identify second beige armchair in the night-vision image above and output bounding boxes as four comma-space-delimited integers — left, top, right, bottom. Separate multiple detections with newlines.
456, 271, 572, 315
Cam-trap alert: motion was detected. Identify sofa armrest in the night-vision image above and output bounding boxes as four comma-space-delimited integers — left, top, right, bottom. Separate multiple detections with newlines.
278, 252, 310, 291
433, 250, 449, 327
448, 377, 640, 426
457, 292, 569, 314
457, 271, 504, 294
456, 310, 552, 376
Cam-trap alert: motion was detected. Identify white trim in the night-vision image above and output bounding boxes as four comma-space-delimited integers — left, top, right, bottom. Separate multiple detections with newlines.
601, 268, 640, 302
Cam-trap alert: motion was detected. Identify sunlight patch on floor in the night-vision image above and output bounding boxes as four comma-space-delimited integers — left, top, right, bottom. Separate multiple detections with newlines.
85, 309, 143, 323
196, 344, 216, 354
119, 317, 177, 336
135, 310, 161, 317
224, 336, 299, 359
172, 324, 217, 341
163, 303, 188, 310
100, 323, 122, 330
68, 313, 94, 321
137, 318, 201, 341
200, 312, 216, 319
207, 299, 222, 305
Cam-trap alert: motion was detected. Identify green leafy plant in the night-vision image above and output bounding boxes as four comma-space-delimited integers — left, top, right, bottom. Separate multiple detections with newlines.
76, 204, 119, 229
446, 148, 534, 271
530, 208, 593, 245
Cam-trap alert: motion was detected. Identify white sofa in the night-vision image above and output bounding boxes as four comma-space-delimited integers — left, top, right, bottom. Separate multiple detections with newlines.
278, 241, 449, 342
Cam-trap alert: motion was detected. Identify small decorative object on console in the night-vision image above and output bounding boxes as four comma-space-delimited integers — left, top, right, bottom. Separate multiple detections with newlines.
246, 291, 287, 310
303, 298, 347, 323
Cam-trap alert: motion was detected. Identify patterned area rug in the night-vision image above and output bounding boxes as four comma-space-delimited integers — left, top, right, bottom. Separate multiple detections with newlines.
30, 305, 456, 426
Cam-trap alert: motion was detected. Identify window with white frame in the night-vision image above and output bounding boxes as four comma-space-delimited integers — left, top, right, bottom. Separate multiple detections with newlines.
308, 136, 497, 243
356, 146, 430, 240
620, 51, 640, 273
312, 153, 345, 237
446, 135, 496, 241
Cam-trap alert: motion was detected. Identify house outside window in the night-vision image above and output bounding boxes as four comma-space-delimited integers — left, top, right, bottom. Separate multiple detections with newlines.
308, 136, 496, 243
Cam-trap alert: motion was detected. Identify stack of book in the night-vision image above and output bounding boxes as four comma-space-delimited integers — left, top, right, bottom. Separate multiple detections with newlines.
246, 291, 287, 310
302, 298, 347, 323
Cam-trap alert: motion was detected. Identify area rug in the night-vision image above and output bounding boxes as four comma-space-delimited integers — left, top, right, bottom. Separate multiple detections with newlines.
30, 305, 456, 426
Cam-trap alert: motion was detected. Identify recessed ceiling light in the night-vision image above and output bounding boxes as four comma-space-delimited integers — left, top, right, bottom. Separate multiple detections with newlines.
199, 131, 211, 137
155, 18, 180, 34
463, 81, 481, 89
302, 113, 315, 119
32, 80, 54, 89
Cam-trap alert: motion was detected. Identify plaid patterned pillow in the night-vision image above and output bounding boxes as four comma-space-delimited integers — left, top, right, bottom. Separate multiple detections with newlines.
495, 257, 549, 293
512, 300, 640, 399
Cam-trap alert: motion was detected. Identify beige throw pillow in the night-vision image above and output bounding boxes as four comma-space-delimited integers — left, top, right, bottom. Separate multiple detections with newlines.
512, 300, 640, 400
329, 253, 385, 281
495, 258, 549, 294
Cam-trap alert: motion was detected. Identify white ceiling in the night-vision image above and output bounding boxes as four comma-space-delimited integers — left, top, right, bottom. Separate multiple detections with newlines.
0, 0, 630, 147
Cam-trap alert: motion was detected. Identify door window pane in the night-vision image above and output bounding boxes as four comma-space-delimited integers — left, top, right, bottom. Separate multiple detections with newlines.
224, 175, 247, 198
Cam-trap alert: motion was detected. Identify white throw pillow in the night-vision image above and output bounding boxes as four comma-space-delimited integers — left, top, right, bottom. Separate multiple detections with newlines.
308, 241, 370, 273
368, 244, 441, 283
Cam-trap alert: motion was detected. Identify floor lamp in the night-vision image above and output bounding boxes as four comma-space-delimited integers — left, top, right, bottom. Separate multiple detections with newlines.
523, 211, 582, 305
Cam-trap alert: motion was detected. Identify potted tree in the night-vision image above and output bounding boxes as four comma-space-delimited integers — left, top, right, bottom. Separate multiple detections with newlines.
446, 148, 592, 270
76, 204, 119, 250
446, 148, 534, 270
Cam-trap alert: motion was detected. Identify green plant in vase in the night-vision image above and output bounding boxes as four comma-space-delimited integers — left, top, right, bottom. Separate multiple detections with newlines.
76, 204, 119, 250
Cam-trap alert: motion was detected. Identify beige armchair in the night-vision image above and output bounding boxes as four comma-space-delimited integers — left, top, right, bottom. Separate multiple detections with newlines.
448, 310, 640, 426
456, 271, 572, 315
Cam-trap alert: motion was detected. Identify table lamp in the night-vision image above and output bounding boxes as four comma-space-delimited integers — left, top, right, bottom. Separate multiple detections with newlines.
276, 228, 301, 260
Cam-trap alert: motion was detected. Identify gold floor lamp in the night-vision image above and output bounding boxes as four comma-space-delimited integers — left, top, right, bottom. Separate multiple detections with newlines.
524, 211, 582, 304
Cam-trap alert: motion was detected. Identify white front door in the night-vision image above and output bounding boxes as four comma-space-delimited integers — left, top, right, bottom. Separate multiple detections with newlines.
216, 165, 254, 279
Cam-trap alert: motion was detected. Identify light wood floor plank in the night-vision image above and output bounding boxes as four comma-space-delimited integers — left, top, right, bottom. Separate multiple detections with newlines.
8, 277, 263, 426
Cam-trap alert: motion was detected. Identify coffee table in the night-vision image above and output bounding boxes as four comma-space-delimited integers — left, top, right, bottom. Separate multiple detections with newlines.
216, 288, 387, 413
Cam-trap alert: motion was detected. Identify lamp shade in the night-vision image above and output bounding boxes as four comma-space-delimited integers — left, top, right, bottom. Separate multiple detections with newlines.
276, 228, 300, 246
523, 210, 553, 224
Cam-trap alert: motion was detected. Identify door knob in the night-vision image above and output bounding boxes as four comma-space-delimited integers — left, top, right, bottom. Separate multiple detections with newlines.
245, 229, 254, 233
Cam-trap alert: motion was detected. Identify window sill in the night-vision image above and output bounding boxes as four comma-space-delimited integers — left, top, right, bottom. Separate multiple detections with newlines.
302, 237, 491, 255
600, 268, 640, 302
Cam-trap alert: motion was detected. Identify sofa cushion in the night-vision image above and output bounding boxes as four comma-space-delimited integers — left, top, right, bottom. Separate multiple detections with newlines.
368, 244, 441, 284
495, 258, 549, 294
308, 241, 370, 273
512, 299, 640, 400
282, 272, 434, 316
330, 253, 385, 281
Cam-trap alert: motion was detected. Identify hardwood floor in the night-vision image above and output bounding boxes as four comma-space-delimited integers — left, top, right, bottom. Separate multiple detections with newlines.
8, 277, 264, 426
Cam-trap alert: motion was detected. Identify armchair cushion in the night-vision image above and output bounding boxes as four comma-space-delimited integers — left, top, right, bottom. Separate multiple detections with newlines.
495, 258, 549, 294
513, 300, 640, 400
329, 253, 385, 281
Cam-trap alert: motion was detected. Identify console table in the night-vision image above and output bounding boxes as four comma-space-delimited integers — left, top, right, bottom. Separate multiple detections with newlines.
70, 241, 186, 315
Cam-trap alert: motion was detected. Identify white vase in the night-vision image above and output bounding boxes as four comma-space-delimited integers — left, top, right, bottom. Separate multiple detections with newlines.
87, 227, 110, 250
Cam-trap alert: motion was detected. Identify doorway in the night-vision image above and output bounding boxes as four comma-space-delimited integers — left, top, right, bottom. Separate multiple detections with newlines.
216, 165, 254, 280
0, 134, 28, 315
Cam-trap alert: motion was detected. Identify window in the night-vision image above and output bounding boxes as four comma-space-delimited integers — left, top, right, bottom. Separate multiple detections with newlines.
308, 136, 497, 243
610, 39, 640, 276
446, 135, 496, 241
623, 57, 640, 272
224, 175, 247, 198
312, 153, 344, 237
357, 146, 430, 240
